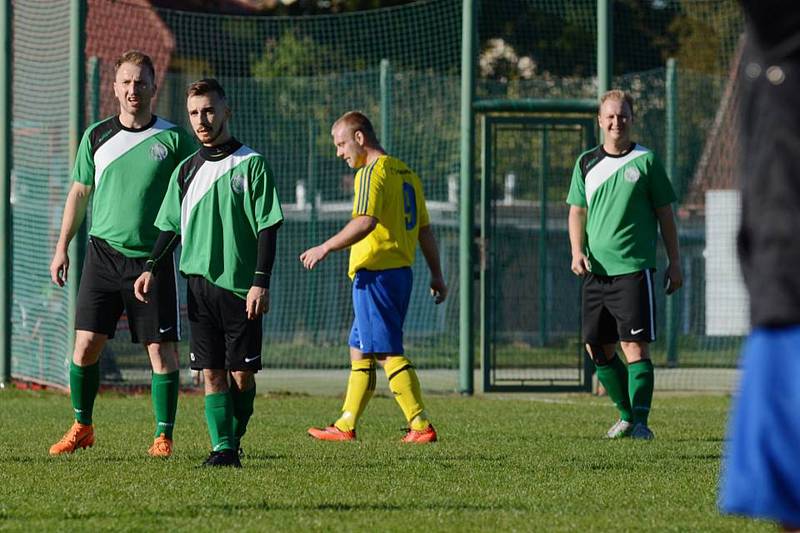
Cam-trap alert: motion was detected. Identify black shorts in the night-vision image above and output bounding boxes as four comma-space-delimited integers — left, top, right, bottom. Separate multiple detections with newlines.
582, 269, 656, 344
75, 237, 180, 343
187, 276, 262, 372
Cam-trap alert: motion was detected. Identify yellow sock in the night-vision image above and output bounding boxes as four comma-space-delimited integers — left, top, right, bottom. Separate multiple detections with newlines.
334, 358, 376, 432
384, 356, 430, 430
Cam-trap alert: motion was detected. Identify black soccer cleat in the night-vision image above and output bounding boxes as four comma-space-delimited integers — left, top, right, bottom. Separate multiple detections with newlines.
201, 449, 242, 468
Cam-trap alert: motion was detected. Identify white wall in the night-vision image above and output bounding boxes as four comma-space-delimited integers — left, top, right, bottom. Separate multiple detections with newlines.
705, 190, 749, 336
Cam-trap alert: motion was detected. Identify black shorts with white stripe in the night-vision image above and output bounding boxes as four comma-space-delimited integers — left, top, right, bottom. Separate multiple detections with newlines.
581, 269, 656, 344
75, 237, 180, 343
186, 276, 263, 372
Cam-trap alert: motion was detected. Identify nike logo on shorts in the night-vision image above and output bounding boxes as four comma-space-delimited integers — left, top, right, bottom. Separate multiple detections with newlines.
159, 326, 173, 333
244, 355, 261, 363
630, 328, 645, 335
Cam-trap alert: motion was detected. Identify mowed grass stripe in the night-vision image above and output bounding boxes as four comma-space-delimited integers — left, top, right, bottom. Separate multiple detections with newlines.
0, 390, 769, 532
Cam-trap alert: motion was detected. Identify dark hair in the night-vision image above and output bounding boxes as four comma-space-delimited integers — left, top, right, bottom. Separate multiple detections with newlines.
114, 50, 156, 82
186, 78, 226, 100
332, 111, 378, 144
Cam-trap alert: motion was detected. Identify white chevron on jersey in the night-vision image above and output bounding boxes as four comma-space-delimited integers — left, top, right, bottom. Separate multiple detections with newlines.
585, 144, 650, 206
180, 145, 258, 241
93, 117, 176, 188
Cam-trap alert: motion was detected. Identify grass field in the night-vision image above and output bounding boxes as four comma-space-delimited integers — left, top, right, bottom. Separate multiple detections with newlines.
0, 388, 769, 532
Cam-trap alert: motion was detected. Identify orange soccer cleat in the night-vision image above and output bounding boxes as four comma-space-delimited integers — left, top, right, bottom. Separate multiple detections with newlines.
401, 424, 438, 444
148, 433, 174, 458
49, 422, 95, 455
307, 425, 356, 441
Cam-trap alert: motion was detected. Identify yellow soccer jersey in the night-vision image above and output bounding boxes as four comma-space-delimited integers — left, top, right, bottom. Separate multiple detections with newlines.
348, 155, 430, 278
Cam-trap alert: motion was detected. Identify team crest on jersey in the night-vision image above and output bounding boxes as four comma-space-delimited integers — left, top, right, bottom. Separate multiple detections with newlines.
149, 142, 168, 161
230, 174, 246, 194
624, 167, 641, 183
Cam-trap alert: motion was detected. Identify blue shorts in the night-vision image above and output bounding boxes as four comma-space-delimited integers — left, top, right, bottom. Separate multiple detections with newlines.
719, 326, 800, 526
349, 267, 412, 355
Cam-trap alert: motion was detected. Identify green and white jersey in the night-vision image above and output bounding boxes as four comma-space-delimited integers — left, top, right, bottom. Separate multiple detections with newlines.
154, 139, 284, 299
566, 143, 676, 276
72, 115, 195, 257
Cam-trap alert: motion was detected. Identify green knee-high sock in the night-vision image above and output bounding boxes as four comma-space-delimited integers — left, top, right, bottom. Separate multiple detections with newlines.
204, 392, 234, 452
230, 384, 256, 449
151, 371, 179, 439
595, 355, 632, 422
628, 359, 654, 425
70, 361, 100, 425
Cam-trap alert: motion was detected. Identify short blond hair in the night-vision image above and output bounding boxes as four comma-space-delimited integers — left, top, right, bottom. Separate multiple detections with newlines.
332, 111, 379, 144
114, 50, 155, 81
599, 89, 634, 117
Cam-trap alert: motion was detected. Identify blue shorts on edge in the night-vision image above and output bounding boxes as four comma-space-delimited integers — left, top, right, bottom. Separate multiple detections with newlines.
719, 326, 800, 526
349, 267, 412, 354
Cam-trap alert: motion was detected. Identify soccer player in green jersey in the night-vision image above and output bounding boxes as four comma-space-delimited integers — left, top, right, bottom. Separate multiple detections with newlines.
49, 50, 195, 458
301, 111, 447, 443
134, 79, 283, 467
566, 90, 683, 440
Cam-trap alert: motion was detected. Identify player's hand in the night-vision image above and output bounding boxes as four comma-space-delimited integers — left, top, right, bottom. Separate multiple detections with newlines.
571, 253, 591, 277
50, 247, 70, 287
246, 286, 269, 320
299, 244, 329, 270
134, 272, 153, 303
430, 276, 448, 304
664, 262, 683, 295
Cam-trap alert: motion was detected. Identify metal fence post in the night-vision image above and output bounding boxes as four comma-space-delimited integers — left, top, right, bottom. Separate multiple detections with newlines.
597, 0, 612, 97
538, 128, 549, 347
459, 0, 475, 395
380, 58, 392, 153
665, 57, 679, 367
66, 0, 86, 374
0, 0, 12, 387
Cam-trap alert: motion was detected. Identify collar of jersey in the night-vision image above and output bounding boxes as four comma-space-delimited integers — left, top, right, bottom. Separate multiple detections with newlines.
114, 114, 157, 133
600, 142, 636, 158
200, 138, 243, 161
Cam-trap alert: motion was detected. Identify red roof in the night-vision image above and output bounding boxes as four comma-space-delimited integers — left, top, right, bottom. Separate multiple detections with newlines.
86, 0, 175, 119
149, 0, 268, 14
684, 38, 744, 208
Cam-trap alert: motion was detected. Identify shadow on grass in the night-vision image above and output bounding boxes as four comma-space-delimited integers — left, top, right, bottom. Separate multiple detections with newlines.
228, 452, 286, 461
207, 501, 528, 512
3, 452, 289, 464
587, 463, 629, 471
0, 501, 530, 522
2, 455, 137, 464
0, 457, 43, 464
569, 435, 726, 444
396, 454, 507, 463
677, 453, 721, 460
670, 437, 725, 443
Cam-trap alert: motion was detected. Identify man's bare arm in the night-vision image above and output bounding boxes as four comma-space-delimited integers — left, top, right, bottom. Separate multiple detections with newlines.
50, 182, 92, 286
419, 224, 447, 304
299, 215, 377, 270
568, 205, 591, 277
655, 204, 683, 294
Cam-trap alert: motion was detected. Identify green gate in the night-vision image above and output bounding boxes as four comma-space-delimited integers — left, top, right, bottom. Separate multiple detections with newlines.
478, 101, 597, 392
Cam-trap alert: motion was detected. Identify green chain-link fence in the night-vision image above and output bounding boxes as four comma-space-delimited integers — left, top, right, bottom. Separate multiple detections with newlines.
10, 0, 73, 387
9, 0, 745, 390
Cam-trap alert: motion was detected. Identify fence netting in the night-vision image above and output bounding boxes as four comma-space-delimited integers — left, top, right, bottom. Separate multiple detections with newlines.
10, 0, 745, 390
